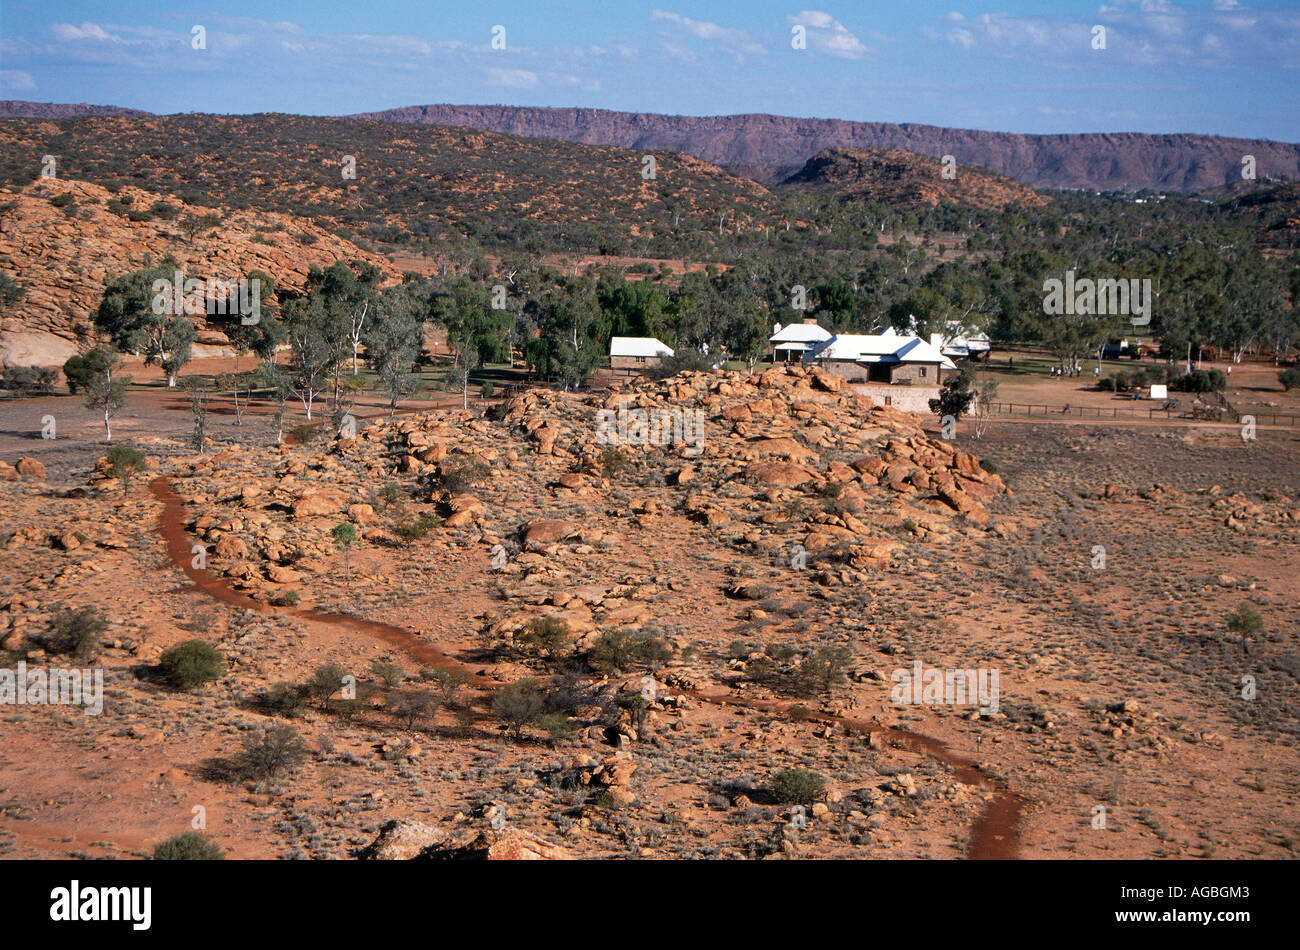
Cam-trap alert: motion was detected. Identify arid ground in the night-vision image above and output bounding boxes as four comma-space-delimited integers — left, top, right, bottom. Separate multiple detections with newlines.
1, 359, 1297, 861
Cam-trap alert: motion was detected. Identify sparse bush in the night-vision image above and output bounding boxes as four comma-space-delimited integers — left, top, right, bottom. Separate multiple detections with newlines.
152, 832, 224, 860
158, 639, 227, 689
236, 724, 307, 782
420, 667, 468, 706
392, 511, 442, 544
273, 589, 300, 607
440, 459, 491, 493
1171, 369, 1226, 393
0, 365, 57, 396
793, 646, 852, 697
978, 458, 998, 474
391, 689, 437, 730
1227, 603, 1264, 651
492, 678, 545, 737
519, 616, 570, 657
770, 767, 826, 805
600, 446, 630, 477
538, 711, 577, 744
105, 444, 146, 492
304, 662, 348, 710
786, 704, 811, 722
370, 657, 404, 689
587, 628, 672, 673
44, 606, 108, 662
1279, 368, 1300, 391
264, 682, 307, 718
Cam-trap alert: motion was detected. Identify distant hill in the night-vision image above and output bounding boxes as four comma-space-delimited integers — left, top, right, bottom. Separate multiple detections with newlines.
781, 147, 1049, 211
0, 100, 152, 119
0, 113, 780, 253
1196, 178, 1300, 241
348, 104, 1300, 194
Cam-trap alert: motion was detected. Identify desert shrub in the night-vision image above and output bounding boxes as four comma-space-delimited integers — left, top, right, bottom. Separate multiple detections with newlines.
264, 682, 307, 718
420, 667, 468, 706
587, 628, 672, 673
44, 606, 108, 662
272, 590, 300, 606
1, 365, 57, 396
978, 458, 998, 474
152, 832, 224, 860
1226, 604, 1264, 640
105, 444, 146, 490
786, 704, 811, 722
440, 459, 491, 493
793, 646, 852, 697
766, 643, 798, 662
1097, 376, 1117, 392
770, 768, 826, 805
391, 689, 437, 730
1171, 369, 1225, 393
61, 355, 91, 394
492, 678, 545, 737
1279, 368, 1300, 391
370, 657, 404, 689
236, 724, 307, 782
373, 481, 404, 511
519, 616, 569, 656
392, 511, 442, 544
651, 349, 713, 378
304, 662, 348, 709
479, 380, 496, 399
600, 446, 630, 476
537, 711, 577, 743
158, 639, 227, 689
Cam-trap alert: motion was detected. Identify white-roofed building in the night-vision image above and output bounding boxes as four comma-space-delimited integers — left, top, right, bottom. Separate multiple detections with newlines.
610, 336, 674, 369
803, 328, 956, 385
930, 323, 991, 361
770, 319, 833, 362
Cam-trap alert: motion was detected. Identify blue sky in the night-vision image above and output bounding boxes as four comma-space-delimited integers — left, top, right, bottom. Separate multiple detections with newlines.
1, 1, 1297, 139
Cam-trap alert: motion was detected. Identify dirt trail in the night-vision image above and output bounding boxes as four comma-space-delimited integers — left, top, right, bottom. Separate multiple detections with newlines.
148, 476, 488, 684
149, 475, 1026, 859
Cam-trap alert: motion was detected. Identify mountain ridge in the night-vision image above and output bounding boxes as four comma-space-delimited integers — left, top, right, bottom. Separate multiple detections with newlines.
4, 100, 1297, 193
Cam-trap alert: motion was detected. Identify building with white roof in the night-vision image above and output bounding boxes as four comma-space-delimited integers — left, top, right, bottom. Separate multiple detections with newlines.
609, 336, 674, 369
803, 327, 956, 384
770, 319, 833, 362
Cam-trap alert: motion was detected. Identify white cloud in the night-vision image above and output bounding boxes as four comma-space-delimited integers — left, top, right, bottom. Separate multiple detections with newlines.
485, 67, 538, 88
0, 70, 36, 91
52, 22, 117, 43
786, 11, 870, 59
649, 10, 766, 60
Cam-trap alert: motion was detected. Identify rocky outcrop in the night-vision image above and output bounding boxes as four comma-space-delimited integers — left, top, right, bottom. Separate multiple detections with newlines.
782, 148, 1049, 211
0, 178, 399, 364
